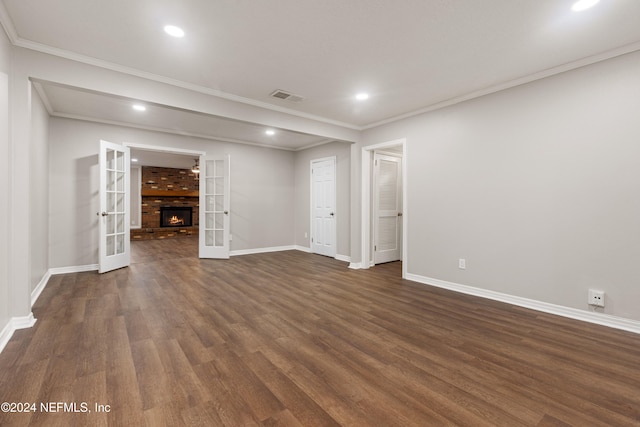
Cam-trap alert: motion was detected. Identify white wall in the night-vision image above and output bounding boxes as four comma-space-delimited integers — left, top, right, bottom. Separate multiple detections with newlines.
361, 50, 640, 321
294, 141, 351, 258
49, 118, 296, 268
30, 89, 49, 292
0, 28, 11, 332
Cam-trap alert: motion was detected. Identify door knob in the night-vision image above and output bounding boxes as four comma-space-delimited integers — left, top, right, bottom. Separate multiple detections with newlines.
329, 212, 335, 216
97, 211, 108, 217
224, 210, 229, 215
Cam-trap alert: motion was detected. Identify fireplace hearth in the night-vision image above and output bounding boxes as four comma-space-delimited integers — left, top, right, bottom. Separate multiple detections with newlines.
160, 206, 193, 227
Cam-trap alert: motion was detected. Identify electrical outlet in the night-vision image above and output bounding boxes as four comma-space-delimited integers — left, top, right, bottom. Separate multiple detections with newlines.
458, 259, 466, 269
588, 289, 605, 307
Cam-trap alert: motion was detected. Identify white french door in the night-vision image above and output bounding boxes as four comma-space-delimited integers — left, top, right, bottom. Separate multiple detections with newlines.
373, 153, 402, 264
98, 140, 130, 273
199, 155, 230, 259
311, 157, 336, 257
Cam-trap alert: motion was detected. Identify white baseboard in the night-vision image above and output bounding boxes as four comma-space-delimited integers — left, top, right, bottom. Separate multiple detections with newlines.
335, 254, 351, 263
0, 313, 37, 354
0, 321, 11, 354
230, 246, 349, 264
230, 245, 297, 256
406, 273, 640, 335
294, 246, 350, 263
30, 265, 97, 308
49, 264, 99, 275
31, 270, 52, 307
348, 262, 364, 269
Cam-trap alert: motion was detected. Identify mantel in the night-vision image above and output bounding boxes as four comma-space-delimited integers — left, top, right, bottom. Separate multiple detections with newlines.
141, 189, 199, 198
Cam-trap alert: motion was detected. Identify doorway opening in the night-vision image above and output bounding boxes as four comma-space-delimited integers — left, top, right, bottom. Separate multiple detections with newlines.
360, 139, 407, 277
124, 142, 205, 256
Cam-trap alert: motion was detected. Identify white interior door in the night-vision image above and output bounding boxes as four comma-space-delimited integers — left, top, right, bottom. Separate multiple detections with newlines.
99, 140, 130, 273
374, 153, 402, 264
199, 155, 230, 259
311, 157, 336, 257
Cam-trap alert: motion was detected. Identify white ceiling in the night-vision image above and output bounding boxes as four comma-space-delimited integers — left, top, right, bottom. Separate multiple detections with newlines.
33, 82, 330, 151
3, 0, 640, 148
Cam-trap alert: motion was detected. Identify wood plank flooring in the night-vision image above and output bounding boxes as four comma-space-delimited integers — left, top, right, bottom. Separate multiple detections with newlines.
1, 237, 639, 426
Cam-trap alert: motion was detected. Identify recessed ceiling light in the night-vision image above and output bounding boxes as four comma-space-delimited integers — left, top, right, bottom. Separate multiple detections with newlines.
355, 93, 369, 101
164, 25, 185, 38
572, 0, 599, 11
265, 129, 276, 136
132, 104, 146, 111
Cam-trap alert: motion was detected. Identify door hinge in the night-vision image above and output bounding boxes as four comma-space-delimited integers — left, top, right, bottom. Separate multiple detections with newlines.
374, 245, 377, 251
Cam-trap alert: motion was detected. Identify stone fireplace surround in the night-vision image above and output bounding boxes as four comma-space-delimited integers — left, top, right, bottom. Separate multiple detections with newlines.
130, 166, 199, 240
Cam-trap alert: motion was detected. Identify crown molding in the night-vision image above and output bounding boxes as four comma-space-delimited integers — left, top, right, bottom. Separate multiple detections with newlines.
52, 112, 302, 151
0, 1, 18, 44
362, 40, 640, 130
4, 6, 640, 134
7, 33, 362, 131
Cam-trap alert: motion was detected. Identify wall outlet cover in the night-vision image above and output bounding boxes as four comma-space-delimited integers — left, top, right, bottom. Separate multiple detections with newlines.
588, 289, 605, 307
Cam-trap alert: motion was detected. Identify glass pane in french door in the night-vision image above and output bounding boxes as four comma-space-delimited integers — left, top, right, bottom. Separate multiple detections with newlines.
203, 159, 225, 248
106, 148, 127, 256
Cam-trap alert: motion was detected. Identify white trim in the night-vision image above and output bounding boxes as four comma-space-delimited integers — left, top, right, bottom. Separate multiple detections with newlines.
361, 139, 408, 278
57, 113, 301, 152
12, 313, 36, 329
348, 262, 364, 270
130, 164, 142, 230
230, 245, 297, 256
229, 245, 348, 264
31, 270, 51, 306
31, 81, 54, 114
0, 321, 12, 354
5, 4, 639, 134
49, 264, 99, 275
335, 254, 351, 263
122, 142, 206, 156
406, 273, 640, 335
0, 314, 37, 354
9, 36, 360, 131
0, 1, 18, 44
362, 41, 640, 130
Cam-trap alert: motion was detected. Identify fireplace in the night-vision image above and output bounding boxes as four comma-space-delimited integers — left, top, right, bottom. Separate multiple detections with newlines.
160, 206, 193, 227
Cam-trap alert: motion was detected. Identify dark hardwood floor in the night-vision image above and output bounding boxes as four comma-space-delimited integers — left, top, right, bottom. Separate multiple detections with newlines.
1, 237, 639, 426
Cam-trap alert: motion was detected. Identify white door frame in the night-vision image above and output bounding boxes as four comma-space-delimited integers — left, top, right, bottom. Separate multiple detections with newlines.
310, 156, 337, 258
360, 139, 407, 277
121, 142, 206, 245
122, 142, 205, 158
373, 152, 402, 265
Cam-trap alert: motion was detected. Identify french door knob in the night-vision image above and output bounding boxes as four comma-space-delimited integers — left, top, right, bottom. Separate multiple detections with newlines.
224, 210, 229, 215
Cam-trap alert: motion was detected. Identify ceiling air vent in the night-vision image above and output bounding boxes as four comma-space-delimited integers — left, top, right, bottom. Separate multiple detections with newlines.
270, 89, 305, 103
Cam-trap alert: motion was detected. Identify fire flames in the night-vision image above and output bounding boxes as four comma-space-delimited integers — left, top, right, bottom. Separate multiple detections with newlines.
169, 215, 184, 225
